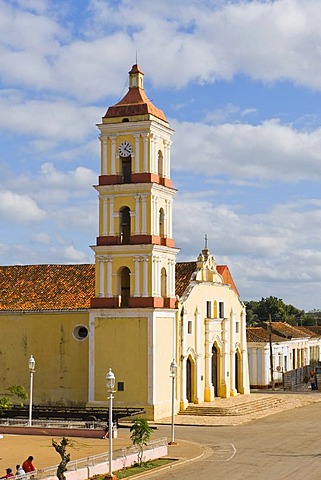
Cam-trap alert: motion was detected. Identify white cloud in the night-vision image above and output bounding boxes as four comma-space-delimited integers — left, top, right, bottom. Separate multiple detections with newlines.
174, 193, 321, 309
0, 190, 46, 223
30, 232, 50, 244
0, 93, 100, 142
3, 162, 97, 205
1, 0, 321, 100
172, 119, 321, 181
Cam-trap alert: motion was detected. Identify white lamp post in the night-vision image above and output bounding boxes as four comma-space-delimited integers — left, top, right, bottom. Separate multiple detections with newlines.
169, 359, 177, 445
28, 355, 35, 427
106, 368, 117, 479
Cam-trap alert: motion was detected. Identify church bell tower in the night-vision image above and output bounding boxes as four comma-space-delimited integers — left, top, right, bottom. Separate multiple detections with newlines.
89, 64, 179, 420
91, 64, 178, 308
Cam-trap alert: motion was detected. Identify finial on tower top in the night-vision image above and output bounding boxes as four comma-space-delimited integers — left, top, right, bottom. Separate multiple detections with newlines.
204, 233, 208, 249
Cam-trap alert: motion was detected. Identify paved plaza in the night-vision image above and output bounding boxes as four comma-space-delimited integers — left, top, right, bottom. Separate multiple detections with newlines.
1, 391, 321, 476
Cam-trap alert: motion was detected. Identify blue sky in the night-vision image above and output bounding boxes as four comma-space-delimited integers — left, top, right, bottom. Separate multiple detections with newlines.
1, 0, 321, 311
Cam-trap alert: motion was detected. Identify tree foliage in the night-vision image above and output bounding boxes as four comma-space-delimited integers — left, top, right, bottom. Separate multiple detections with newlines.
130, 418, 152, 466
0, 385, 28, 415
245, 297, 303, 325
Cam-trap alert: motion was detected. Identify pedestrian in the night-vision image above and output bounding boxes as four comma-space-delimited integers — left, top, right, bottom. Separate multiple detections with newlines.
1, 468, 14, 479
309, 371, 317, 391
15, 465, 25, 478
102, 423, 109, 439
22, 457, 35, 473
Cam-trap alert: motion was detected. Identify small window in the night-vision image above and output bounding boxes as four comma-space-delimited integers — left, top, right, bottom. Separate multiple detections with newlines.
122, 118, 129, 122
117, 382, 124, 391
219, 301, 224, 318
236, 322, 239, 333
158, 150, 164, 177
188, 320, 192, 334
206, 301, 212, 318
73, 325, 88, 341
159, 208, 165, 237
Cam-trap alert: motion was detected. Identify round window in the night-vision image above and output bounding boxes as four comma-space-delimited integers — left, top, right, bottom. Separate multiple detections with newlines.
73, 325, 89, 341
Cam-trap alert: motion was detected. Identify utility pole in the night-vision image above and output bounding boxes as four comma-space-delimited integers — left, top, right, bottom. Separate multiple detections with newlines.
269, 314, 275, 390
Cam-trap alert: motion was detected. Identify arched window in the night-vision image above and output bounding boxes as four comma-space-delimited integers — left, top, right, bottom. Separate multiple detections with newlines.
120, 207, 130, 244
159, 208, 165, 238
161, 267, 167, 298
158, 150, 163, 177
120, 267, 130, 307
122, 158, 131, 183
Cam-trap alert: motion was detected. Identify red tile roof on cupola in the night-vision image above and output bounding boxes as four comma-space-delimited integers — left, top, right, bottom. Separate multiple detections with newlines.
104, 64, 167, 122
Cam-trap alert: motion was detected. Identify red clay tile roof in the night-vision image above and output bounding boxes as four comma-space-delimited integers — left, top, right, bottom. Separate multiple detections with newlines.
0, 264, 95, 312
216, 265, 240, 297
104, 64, 167, 122
246, 326, 287, 343
175, 262, 240, 298
295, 325, 321, 337
263, 321, 310, 339
175, 262, 197, 297
0, 261, 240, 312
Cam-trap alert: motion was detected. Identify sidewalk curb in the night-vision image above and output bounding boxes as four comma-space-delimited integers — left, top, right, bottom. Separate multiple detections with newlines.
127, 440, 207, 479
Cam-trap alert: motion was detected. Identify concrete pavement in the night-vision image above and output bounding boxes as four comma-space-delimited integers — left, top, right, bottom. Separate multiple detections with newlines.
1, 390, 321, 477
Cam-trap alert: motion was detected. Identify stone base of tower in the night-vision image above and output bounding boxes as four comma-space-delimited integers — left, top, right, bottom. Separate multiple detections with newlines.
88, 307, 178, 422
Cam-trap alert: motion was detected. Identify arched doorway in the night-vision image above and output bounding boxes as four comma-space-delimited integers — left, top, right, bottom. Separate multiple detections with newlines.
212, 345, 218, 396
186, 358, 192, 403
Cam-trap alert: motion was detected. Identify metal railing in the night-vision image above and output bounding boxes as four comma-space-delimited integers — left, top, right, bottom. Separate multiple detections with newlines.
35, 437, 167, 480
0, 418, 103, 430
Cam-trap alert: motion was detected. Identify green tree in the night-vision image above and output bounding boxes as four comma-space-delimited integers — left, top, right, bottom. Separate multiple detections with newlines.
254, 296, 287, 321
303, 309, 321, 326
244, 300, 259, 325
245, 297, 306, 324
130, 417, 152, 466
0, 385, 28, 415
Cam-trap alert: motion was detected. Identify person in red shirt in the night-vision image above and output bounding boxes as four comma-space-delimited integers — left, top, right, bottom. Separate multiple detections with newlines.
22, 457, 35, 473
1, 468, 14, 479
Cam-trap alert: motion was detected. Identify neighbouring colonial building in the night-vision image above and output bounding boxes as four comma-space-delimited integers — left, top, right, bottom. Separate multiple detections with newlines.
247, 322, 321, 388
0, 65, 250, 420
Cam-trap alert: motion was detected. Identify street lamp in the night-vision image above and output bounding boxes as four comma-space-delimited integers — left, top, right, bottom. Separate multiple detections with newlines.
28, 355, 35, 427
169, 359, 177, 445
106, 368, 117, 480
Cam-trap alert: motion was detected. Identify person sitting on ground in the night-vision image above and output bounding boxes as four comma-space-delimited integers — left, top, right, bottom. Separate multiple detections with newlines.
1, 468, 14, 479
22, 457, 35, 473
15, 465, 25, 477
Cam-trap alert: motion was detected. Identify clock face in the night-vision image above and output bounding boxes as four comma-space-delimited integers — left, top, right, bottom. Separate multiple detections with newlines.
118, 141, 132, 157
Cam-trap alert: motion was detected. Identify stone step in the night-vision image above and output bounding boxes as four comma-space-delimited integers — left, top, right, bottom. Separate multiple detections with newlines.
179, 397, 286, 416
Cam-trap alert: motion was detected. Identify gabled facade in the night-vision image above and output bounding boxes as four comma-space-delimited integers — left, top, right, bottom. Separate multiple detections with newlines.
176, 247, 250, 409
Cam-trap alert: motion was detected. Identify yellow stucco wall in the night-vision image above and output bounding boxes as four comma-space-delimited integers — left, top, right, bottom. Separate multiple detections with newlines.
0, 311, 89, 406
154, 315, 175, 418
93, 315, 148, 405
